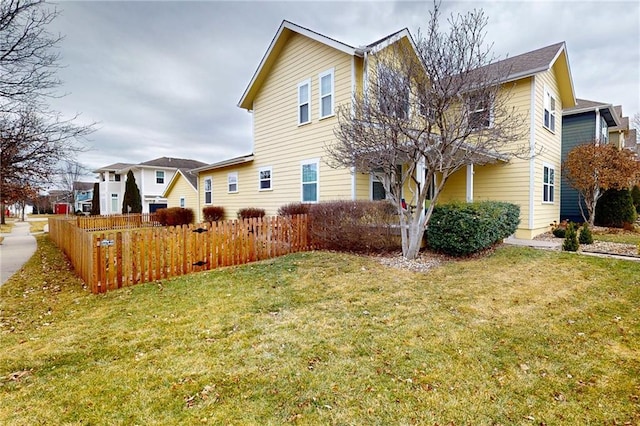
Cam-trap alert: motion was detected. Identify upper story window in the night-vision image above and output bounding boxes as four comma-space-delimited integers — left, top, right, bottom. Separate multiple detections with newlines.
114, 173, 121, 182
298, 79, 311, 125
467, 94, 492, 130
259, 166, 272, 191
544, 89, 557, 133
319, 68, 334, 118
543, 164, 555, 203
204, 177, 212, 204
156, 170, 165, 184
378, 65, 409, 119
227, 172, 238, 193
600, 116, 609, 143
301, 159, 319, 203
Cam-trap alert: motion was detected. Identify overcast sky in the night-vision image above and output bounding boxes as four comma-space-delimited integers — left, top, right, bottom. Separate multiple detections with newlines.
48, 0, 640, 176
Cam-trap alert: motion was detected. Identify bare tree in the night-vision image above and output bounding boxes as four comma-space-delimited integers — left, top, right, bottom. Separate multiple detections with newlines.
327, 3, 526, 259
0, 1, 94, 224
58, 160, 89, 212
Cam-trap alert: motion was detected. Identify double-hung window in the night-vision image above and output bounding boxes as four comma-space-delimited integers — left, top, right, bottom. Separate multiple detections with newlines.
298, 79, 311, 125
319, 68, 334, 118
156, 170, 165, 184
544, 89, 557, 132
378, 65, 409, 119
204, 177, 212, 204
468, 94, 492, 130
301, 159, 319, 203
227, 172, 238, 193
259, 166, 272, 191
543, 164, 555, 203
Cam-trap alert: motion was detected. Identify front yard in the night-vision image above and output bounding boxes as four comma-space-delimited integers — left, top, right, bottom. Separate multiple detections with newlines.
0, 236, 638, 424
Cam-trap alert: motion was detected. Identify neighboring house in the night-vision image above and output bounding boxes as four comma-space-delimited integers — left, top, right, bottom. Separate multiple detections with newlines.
94, 157, 207, 215
73, 182, 94, 214
195, 20, 576, 239
162, 168, 199, 210
48, 189, 73, 215
560, 99, 622, 223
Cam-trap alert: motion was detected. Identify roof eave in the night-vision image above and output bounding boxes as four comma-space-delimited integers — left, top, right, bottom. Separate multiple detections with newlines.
192, 154, 255, 173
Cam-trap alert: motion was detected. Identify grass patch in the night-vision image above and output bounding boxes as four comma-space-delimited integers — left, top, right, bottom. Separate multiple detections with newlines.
0, 219, 15, 234
593, 232, 640, 245
1, 236, 639, 424
28, 220, 48, 234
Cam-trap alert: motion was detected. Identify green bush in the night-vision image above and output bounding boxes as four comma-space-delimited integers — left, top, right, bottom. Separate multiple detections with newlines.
551, 220, 568, 238
237, 208, 266, 220
156, 207, 194, 227
578, 223, 593, 245
563, 222, 579, 251
425, 201, 520, 257
277, 202, 310, 216
631, 185, 640, 214
203, 206, 225, 222
309, 200, 399, 252
595, 189, 637, 228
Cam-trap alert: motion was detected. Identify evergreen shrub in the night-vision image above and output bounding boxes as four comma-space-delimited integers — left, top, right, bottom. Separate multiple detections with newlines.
595, 189, 637, 228
425, 201, 520, 257
578, 223, 593, 245
563, 222, 579, 251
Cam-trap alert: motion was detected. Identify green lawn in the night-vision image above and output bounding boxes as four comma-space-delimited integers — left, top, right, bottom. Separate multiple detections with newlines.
593, 232, 640, 245
1, 236, 638, 425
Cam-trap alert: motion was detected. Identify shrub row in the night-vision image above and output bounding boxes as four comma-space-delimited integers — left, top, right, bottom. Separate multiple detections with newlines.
156, 207, 194, 226
426, 201, 520, 256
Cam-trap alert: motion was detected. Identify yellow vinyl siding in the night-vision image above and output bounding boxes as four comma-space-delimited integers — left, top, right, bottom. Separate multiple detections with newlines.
250, 33, 355, 212
165, 175, 197, 211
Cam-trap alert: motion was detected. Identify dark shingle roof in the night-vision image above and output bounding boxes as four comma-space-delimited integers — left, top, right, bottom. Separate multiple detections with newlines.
178, 168, 198, 189
564, 98, 611, 113
139, 157, 207, 169
498, 42, 565, 81
72, 182, 94, 191
93, 162, 134, 172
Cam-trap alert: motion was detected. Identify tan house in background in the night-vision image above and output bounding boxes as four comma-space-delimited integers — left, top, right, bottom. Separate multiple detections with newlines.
194, 20, 576, 239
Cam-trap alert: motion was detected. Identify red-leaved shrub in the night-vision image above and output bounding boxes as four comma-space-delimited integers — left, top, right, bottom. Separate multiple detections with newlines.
156, 207, 194, 226
203, 206, 225, 222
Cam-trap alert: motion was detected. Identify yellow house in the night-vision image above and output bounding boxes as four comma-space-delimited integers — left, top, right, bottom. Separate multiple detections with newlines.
162, 168, 199, 211
194, 20, 576, 239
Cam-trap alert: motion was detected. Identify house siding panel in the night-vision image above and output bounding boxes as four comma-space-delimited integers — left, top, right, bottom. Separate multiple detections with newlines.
165, 175, 198, 212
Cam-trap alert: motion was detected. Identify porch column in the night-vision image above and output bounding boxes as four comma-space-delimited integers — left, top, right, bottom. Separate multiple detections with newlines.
466, 164, 474, 203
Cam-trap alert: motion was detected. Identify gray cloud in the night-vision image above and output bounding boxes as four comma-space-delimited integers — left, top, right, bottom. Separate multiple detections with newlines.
46, 1, 639, 175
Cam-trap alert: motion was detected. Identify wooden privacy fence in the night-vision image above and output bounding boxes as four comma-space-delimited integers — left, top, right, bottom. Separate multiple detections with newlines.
48, 215, 311, 294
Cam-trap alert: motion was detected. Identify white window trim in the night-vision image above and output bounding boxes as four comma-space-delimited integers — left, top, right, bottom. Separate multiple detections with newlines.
298, 79, 311, 125
179, 197, 185, 208
542, 163, 555, 204
227, 172, 238, 194
319, 68, 334, 119
543, 87, 557, 133
301, 158, 320, 203
258, 166, 273, 191
155, 170, 165, 184
204, 176, 213, 205
110, 193, 119, 213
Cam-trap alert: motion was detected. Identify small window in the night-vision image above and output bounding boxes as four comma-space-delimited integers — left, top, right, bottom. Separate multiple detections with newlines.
156, 170, 165, 184
543, 164, 555, 203
319, 69, 334, 118
301, 160, 319, 203
600, 116, 609, 143
204, 177, 212, 205
259, 166, 272, 191
378, 65, 409, 119
468, 94, 492, 130
544, 89, 557, 132
298, 79, 311, 125
110, 193, 119, 213
114, 173, 121, 182
179, 197, 185, 208
228, 172, 238, 193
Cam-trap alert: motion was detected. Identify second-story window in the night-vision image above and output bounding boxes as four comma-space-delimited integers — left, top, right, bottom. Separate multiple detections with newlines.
204, 177, 212, 204
298, 79, 311, 125
544, 89, 557, 132
467, 94, 492, 130
114, 173, 121, 182
378, 65, 409, 119
227, 172, 238, 193
259, 166, 272, 190
319, 68, 334, 118
156, 170, 165, 184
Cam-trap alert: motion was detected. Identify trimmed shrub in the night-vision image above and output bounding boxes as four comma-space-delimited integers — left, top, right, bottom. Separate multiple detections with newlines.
277, 202, 310, 216
237, 207, 266, 219
578, 223, 593, 245
309, 200, 399, 252
595, 189, 637, 228
426, 201, 520, 257
156, 207, 194, 227
203, 206, 225, 222
551, 220, 568, 238
563, 222, 579, 251
632, 185, 640, 214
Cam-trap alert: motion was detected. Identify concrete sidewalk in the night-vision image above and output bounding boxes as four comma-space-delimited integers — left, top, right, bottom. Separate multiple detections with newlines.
503, 236, 562, 250
0, 221, 37, 286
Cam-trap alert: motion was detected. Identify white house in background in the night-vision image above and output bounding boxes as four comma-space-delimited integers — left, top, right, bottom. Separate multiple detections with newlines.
93, 157, 207, 215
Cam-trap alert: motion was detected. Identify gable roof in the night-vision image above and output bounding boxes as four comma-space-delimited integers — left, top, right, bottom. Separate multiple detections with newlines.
161, 168, 198, 198
563, 98, 621, 127
138, 157, 207, 169
238, 20, 361, 111
93, 162, 134, 173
